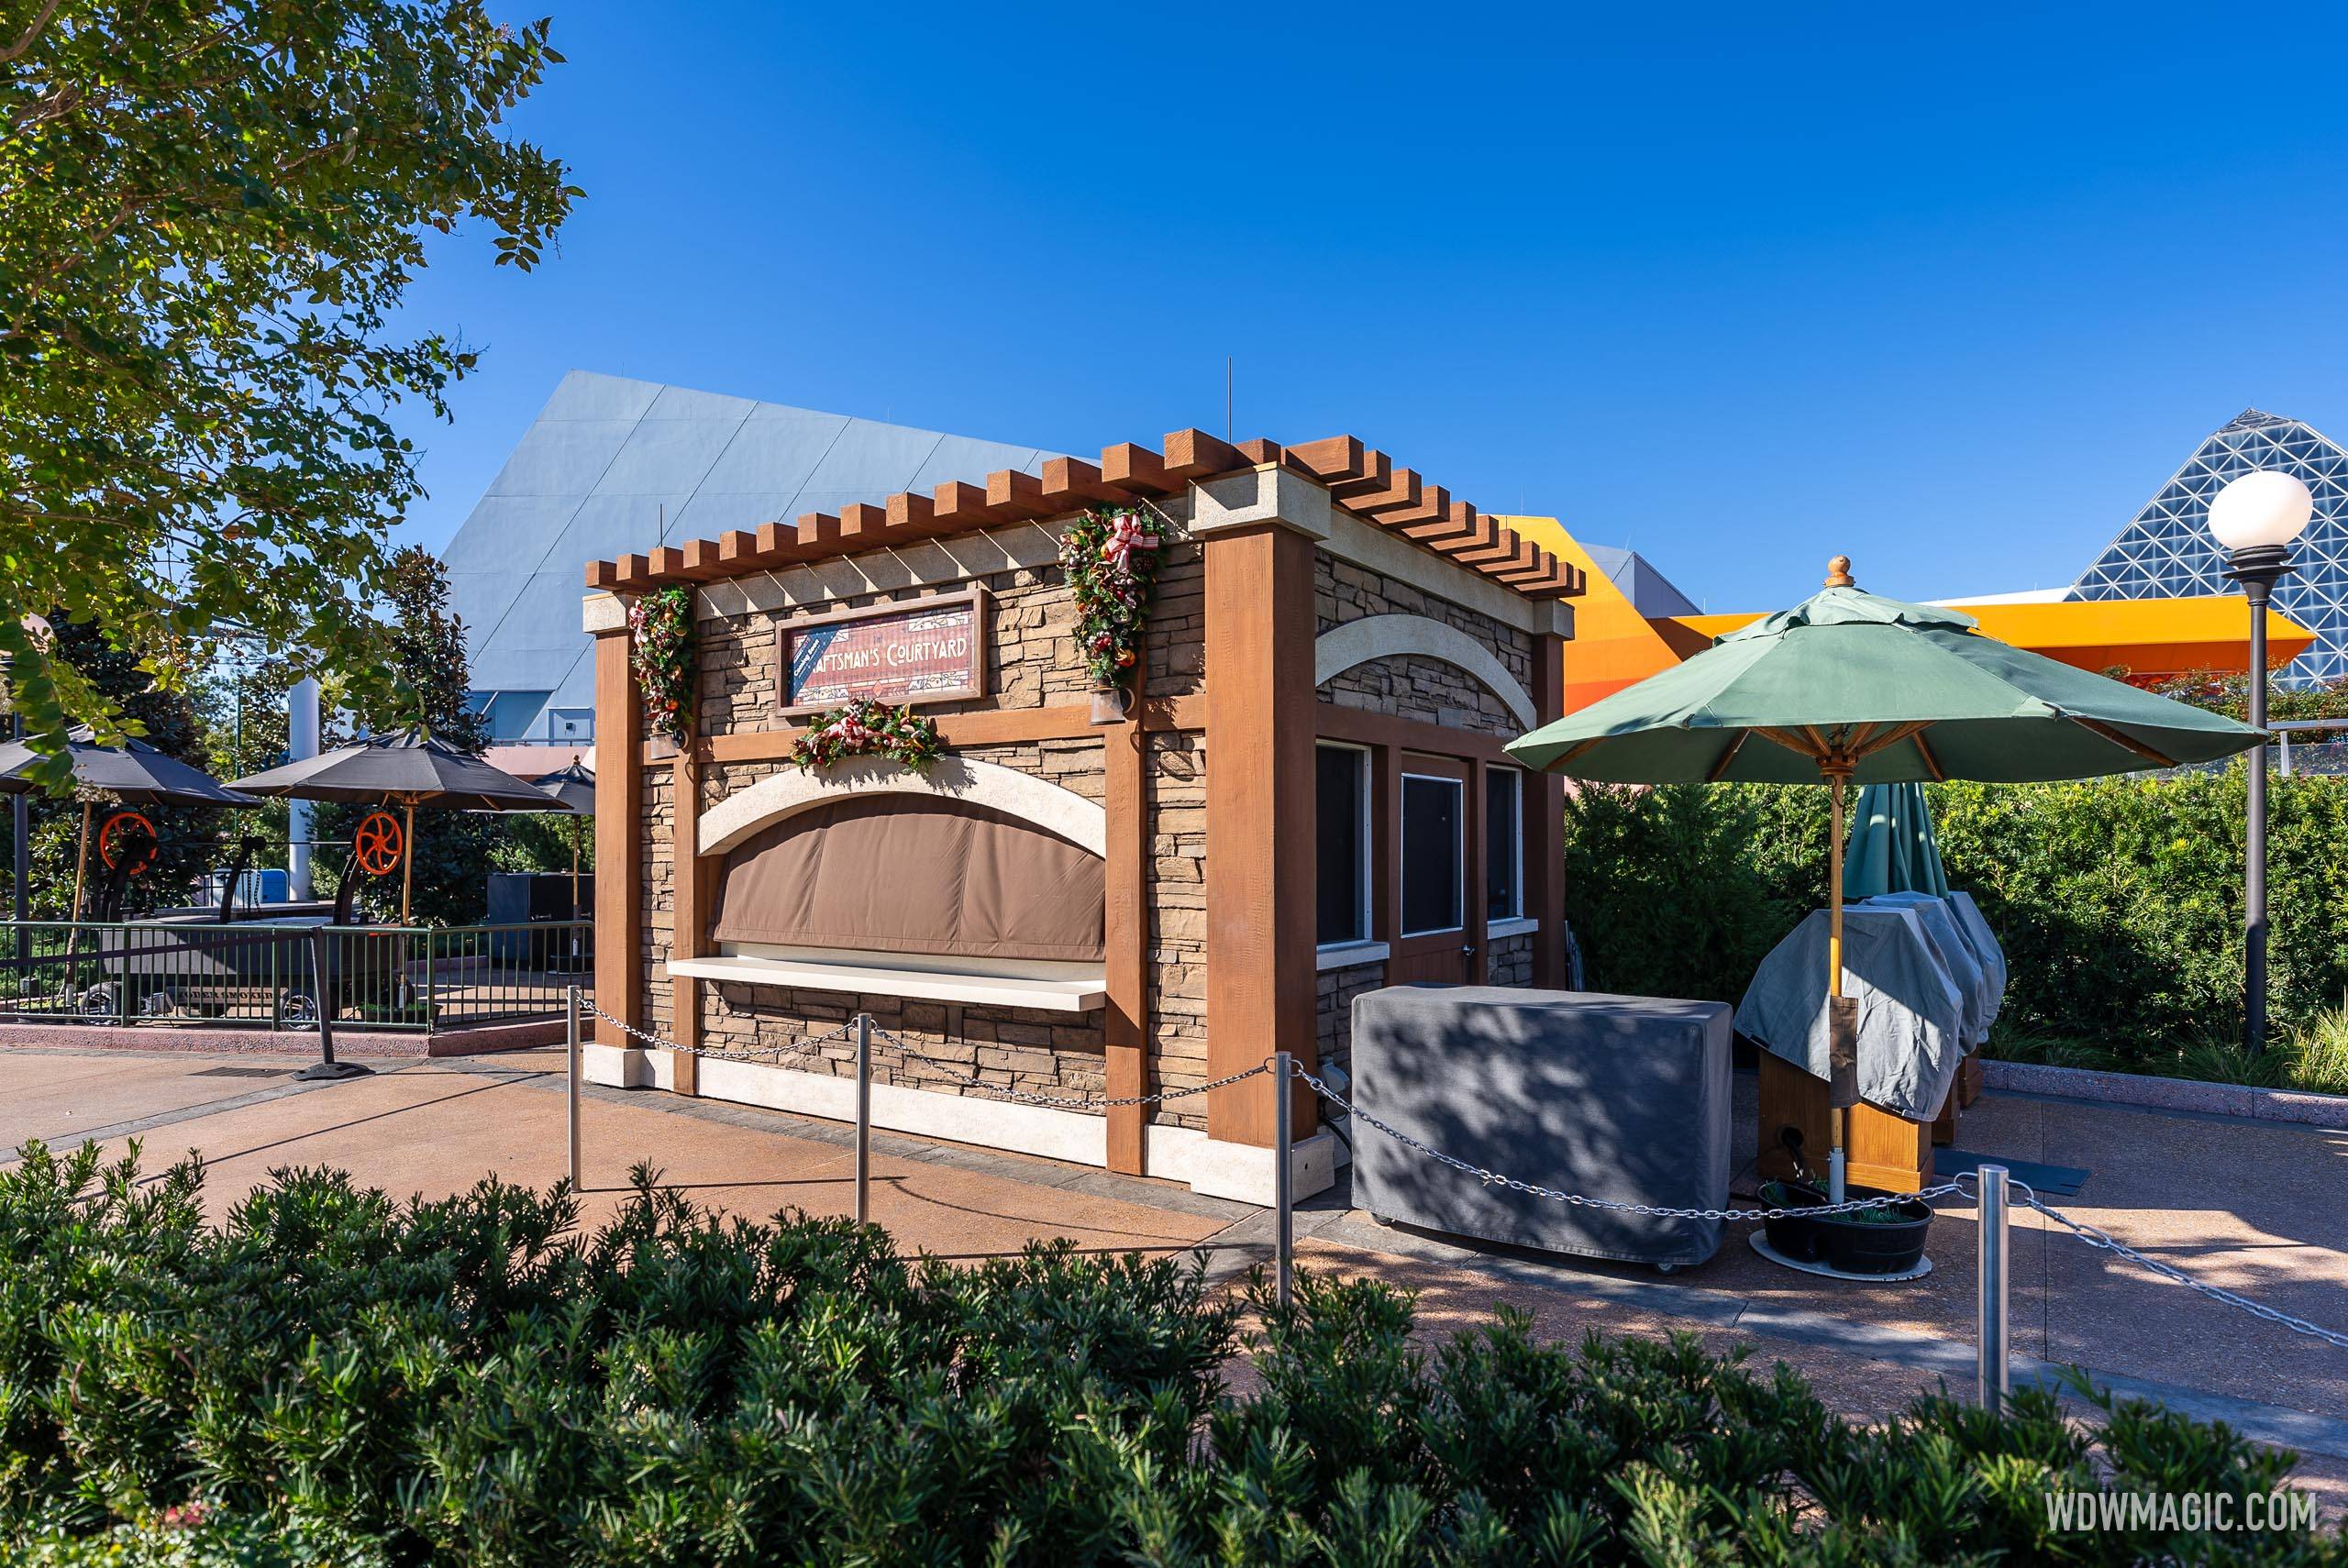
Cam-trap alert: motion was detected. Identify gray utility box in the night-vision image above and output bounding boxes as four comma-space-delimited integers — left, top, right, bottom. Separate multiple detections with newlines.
1349, 986, 1733, 1269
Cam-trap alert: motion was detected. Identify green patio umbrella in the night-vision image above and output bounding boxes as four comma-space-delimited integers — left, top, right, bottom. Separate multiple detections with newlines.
1843, 783, 1949, 899
1507, 558, 2263, 1198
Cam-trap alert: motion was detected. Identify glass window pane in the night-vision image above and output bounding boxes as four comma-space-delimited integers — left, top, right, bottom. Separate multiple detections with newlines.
1315, 745, 1367, 944
1401, 776, 1463, 934
1485, 768, 1521, 920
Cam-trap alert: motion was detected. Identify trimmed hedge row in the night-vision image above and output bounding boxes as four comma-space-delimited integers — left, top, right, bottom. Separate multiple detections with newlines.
1561, 767, 2348, 1064
2, 1145, 2340, 1564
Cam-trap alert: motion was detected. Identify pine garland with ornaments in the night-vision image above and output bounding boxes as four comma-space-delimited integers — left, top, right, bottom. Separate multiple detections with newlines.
1060, 503, 1165, 691
787, 697, 944, 773
628, 586, 697, 745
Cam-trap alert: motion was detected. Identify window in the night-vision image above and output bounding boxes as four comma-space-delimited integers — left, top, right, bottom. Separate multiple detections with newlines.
1485, 767, 1523, 921
1315, 745, 1370, 945
1400, 774, 1465, 935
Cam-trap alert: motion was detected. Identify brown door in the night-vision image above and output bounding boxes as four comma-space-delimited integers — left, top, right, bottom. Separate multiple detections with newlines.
1388, 754, 1479, 985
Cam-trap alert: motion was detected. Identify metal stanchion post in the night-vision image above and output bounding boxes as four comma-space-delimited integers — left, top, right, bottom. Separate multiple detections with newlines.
1977, 1164, 2010, 1409
566, 985, 581, 1190
854, 1012, 872, 1225
1273, 1051, 1294, 1309
294, 924, 371, 1081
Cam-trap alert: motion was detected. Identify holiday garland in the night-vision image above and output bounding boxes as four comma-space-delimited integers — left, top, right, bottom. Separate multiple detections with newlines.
629, 586, 697, 745
1059, 503, 1165, 690
787, 697, 944, 773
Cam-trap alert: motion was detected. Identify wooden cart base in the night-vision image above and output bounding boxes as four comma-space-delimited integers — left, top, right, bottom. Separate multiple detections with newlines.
1755, 1051, 1948, 1194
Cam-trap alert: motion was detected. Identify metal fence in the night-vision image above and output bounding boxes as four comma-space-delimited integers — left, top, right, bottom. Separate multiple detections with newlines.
0, 920, 591, 1033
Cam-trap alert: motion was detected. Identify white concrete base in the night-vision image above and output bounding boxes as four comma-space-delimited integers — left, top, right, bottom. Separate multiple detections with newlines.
575, 1044, 1336, 1204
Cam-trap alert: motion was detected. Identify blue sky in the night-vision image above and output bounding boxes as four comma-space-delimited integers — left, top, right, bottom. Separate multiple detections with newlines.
395, 1, 2348, 611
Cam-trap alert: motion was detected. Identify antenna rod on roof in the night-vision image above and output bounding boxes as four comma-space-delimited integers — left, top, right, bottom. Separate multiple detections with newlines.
1225, 357, 1233, 443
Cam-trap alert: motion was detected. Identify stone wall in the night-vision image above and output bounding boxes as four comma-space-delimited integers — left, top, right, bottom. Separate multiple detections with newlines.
1488, 933, 1534, 987
1313, 958, 1387, 1079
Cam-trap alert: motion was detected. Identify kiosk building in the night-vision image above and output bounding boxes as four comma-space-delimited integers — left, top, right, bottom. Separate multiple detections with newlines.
581, 432, 1583, 1201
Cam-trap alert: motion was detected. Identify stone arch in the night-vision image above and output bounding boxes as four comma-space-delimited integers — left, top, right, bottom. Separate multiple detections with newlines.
1313, 613, 1539, 730
697, 755, 1107, 858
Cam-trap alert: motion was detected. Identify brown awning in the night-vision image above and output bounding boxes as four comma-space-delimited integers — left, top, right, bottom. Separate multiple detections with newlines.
709, 794, 1104, 963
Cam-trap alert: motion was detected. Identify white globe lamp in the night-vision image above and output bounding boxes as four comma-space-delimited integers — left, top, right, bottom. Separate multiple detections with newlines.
2206, 467, 2313, 1060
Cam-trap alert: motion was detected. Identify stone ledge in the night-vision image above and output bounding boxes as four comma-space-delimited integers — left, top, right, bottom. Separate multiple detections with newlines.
1982, 1059, 2348, 1130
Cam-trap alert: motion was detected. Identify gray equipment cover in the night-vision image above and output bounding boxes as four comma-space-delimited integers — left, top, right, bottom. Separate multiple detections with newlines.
1734, 906, 1965, 1121
1944, 890, 2009, 1011
1348, 986, 1732, 1268
1864, 892, 1993, 1045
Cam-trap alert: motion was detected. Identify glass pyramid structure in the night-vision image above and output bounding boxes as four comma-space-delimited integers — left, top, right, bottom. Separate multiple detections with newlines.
2070, 409, 2348, 686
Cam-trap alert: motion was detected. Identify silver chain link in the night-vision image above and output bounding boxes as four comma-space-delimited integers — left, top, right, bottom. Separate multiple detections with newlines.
2016, 1189, 2348, 1351
1297, 1064, 1961, 1220
580, 998, 2348, 1348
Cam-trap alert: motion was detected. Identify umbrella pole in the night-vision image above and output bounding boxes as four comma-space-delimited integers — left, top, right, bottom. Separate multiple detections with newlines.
70, 801, 91, 924
1827, 771, 1849, 1203
402, 801, 415, 925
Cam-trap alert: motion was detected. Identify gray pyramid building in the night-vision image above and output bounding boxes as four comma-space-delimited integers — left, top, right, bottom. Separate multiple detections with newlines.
2070, 409, 2348, 686
443, 370, 1053, 744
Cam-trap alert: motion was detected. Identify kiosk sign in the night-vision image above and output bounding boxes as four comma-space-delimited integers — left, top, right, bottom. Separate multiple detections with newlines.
780, 591, 985, 712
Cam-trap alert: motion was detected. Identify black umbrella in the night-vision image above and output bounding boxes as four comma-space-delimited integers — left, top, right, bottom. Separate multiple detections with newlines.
529, 760, 594, 918
229, 729, 554, 922
0, 727, 259, 921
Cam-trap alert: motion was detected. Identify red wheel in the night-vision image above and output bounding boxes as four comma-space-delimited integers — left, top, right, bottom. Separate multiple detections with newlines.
353, 812, 404, 877
97, 812, 159, 874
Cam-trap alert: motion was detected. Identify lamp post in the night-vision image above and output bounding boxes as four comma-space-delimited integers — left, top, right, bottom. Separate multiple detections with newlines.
2207, 469, 2314, 1054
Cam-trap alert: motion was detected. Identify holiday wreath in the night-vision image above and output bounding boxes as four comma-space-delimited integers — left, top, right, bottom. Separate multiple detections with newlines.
787, 697, 945, 773
629, 585, 697, 745
1059, 503, 1165, 692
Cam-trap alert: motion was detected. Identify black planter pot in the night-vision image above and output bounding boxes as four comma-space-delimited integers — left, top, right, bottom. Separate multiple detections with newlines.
1759, 1179, 1933, 1275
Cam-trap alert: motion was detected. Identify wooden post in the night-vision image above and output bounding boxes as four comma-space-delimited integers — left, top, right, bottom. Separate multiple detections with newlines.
69, 801, 90, 923
1525, 630, 1569, 987
1102, 666, 1149, 1175
669, 748, 703, 1096
1202, 521, 1318, 1148
592, 612, 644, 1048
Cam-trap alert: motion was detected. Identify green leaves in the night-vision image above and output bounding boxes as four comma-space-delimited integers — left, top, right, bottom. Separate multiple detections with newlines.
0, 0, 575, 784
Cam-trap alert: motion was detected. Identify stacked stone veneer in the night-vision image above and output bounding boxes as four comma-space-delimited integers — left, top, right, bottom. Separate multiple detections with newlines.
1309, 554, 1544, 1079
647, 510, 1219, 1130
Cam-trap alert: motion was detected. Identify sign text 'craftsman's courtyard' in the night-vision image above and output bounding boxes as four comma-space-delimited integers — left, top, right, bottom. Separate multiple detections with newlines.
781, 594, 984, 712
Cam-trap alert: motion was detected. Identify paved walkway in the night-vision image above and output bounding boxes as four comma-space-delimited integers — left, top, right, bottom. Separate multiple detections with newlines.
4, 1043, 2343, 1502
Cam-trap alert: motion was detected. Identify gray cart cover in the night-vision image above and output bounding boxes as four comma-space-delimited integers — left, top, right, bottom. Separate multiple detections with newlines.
1349, 986, 1732, 1267
1733, 906, 1965, 1121
1944, 890, 2008, 1011
1865, 892, 1992, 1045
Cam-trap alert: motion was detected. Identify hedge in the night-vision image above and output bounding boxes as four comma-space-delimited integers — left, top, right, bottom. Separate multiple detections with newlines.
1561, 767, 2348, 1067
3, 1144, 2340, 1564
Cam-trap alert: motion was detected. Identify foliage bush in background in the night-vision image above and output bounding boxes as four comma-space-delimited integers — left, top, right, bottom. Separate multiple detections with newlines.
2, 1145, 2336, 1565
1561, 768, 2348, 1082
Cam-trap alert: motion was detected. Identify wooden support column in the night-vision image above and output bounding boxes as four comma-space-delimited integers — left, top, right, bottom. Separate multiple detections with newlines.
668, 749, 704, 1096
1102, 666, 1149, 1174
1525, 628, 1569, 987
591, 607, 645, 1047
1202, 518, 1320, 1147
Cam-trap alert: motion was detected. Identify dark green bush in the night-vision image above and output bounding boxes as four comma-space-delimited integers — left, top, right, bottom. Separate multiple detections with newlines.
2, 1144, 2338, 1564
1560, 768, 2348, 1072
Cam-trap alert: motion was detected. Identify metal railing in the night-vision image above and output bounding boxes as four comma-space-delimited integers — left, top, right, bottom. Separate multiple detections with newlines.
571, 997, 2348, 1401
0, 919, 591, 1033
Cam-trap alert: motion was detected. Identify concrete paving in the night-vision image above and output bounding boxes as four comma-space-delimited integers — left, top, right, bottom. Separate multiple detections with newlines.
4, 1043, 2343, 1504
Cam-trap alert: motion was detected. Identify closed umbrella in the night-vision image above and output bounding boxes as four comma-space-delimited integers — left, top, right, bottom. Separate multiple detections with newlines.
529, 760, 594, 918
229, 729, 553, 923
0, 728, 259, 921
1843, 783, 1949, 899
1507, 557, 2262, 1198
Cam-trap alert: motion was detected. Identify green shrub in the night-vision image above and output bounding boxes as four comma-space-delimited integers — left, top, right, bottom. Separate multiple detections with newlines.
1560, 767, 2348, 1077
1, 1144, 2339, 1564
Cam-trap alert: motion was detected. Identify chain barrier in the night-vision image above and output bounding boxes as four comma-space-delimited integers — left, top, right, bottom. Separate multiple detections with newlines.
1296, 1063, 1957, 1220
576, 998, 2348, 1352
2014, 1187, 2348, 1352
